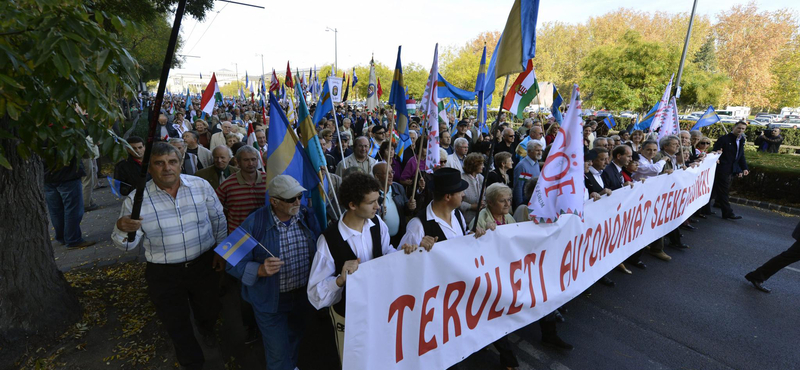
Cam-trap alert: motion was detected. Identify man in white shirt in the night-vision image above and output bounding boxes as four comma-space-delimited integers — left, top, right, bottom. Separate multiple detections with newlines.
113, 142, 227, 370
445, 137, 469, 173
634, 140, 669, 182
528, 125, 546, 149
307, 173, 420, 363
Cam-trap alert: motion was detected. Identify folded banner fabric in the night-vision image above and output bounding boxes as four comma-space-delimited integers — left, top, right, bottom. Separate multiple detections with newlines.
343, 153, 719, 370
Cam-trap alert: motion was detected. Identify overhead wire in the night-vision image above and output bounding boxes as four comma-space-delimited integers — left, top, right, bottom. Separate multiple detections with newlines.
185, 2, 229, 55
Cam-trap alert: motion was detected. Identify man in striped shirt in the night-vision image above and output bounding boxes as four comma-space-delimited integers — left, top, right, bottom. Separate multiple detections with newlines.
216, 146, 267, 233
112, 142, 227, 370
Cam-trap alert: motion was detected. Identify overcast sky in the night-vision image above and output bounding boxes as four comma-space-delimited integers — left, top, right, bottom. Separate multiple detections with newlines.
174, 0, 796, 78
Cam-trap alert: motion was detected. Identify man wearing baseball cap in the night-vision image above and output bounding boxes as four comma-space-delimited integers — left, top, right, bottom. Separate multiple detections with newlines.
225, 175, 323, 370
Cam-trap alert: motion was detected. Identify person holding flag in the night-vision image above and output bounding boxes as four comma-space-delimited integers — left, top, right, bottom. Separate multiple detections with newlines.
224, 175, 323, 370
112, 142, 227, 370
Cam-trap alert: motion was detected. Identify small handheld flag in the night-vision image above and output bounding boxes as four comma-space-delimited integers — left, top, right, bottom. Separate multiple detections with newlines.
214, 227, 260, 266
107, 176, 126, 198
603, 115, 617, 129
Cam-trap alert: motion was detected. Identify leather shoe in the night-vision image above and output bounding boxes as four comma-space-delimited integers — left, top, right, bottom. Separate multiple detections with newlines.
668, 243, 690, 250
701, 210, 716, 215
632, 261, 647, 269
599, 276, 615, 287
649, 250, 672, 261
723, 215, 743, 220
745, 274, 771, 293
680, 224, 697, 231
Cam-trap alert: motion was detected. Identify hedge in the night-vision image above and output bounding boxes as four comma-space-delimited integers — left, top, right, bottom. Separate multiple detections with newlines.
729, 150, 800, 208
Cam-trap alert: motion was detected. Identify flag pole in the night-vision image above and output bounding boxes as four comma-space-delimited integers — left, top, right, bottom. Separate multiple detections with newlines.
127, 0, 187, 242
382, 109, 396, 214
321, 165, 343, 220
472, 75, 510, 232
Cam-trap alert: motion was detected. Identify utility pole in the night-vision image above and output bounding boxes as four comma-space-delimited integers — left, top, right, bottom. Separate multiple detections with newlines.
326, 27, 338, 75
675, 0, 699, 99
256, 53, 265, 78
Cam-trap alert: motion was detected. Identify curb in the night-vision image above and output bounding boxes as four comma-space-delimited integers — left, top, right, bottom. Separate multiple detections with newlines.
730, 196, 800, 216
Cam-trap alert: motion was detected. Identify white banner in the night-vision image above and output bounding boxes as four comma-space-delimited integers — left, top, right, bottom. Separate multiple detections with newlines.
343, 154, 719, 370
329, 77, 344, 103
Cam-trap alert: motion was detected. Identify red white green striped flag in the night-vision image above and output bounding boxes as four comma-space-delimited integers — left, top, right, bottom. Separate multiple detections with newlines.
502, 59, 539, 119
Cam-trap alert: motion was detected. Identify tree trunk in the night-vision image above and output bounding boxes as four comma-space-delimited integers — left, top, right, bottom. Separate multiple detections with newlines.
0, 117, 81, 354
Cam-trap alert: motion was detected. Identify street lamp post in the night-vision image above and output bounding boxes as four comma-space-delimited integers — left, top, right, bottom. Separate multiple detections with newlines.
255, 53, 265, 79
326, 27, 338, 76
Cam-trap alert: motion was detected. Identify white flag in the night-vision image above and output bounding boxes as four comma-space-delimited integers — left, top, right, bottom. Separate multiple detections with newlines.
649, 74, 674, 132
528, 84, 585, 223
421, 44, 441, 172
366, 59, 379, 112
658, 96, 680, 142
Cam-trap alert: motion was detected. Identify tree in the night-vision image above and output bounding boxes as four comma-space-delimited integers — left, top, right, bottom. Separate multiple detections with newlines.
124, 13, 185, 82
714, 1, 797, 108
768, 34, 800, 110
580, 30, 674, 111
0, 0, 208, 357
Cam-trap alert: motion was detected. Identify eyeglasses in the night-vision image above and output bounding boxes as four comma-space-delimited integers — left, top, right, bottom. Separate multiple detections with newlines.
698, 142, 711, 145
274, 195, 301, 203
375, 131, 385, 135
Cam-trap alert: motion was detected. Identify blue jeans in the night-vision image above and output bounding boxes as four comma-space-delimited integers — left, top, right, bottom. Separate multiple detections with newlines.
44, 179, 85, 247
253, 288, 309, 370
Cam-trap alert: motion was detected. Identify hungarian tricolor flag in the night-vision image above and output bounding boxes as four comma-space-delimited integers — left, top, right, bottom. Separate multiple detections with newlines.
502, 59, 539, 119
285, 61, 294, 89
200, 73, 220, 116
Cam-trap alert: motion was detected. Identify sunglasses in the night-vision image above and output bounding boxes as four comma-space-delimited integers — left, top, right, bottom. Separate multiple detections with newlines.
699, 142, 711, 145
274, 195, 301, 203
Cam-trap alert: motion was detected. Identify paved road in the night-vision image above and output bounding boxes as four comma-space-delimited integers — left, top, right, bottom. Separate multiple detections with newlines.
459, 204, 800, 370
53, 187, 800, 369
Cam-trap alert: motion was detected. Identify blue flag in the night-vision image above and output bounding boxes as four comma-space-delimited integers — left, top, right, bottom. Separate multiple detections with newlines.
200, 72, 203, 79
389, 46, 411, 155
603, 115, 617, 128
245, 71, 249, 87
352, 67, 358, 86
312, 78, 334, 125
265, 92, 321, 200
634, 103, 660, 131
106, 176, 124, 198
691, 105, 720, 131
437, 74, 476, 101
551, 84, 563, 124
484, 35, 502, 108
297, 86, 329, 226
475, 46, 488, 134
214, 227, 259, 266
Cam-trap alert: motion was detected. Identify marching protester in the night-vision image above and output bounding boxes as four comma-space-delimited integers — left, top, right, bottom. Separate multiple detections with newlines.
745, 220, 800, 293
113, 136, 148, 197
373, 162, 416, 247
307, 173, 422, 364
335, 136, 376, 176
112, 142, 227, 370
513, 140, 542, 208
225, 175, 322, 370
445, 137, 470, 173
459, 153, 486, 226
196, 146, 238, 190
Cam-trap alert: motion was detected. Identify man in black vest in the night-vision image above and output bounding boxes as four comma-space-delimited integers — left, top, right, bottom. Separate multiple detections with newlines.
399, 167, 488, 248
307, 173, 420, 364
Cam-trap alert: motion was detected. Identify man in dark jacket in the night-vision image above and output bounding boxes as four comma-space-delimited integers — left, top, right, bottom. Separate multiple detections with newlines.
114, 136, 150, 196
745, 221, 800, 293
44, 157, 95, 248
601, 145, 633, 191
704, 121, 749, 219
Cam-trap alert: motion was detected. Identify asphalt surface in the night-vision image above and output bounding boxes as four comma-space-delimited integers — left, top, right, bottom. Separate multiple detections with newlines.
52, 186, 800, 370
458, 204, 800, 370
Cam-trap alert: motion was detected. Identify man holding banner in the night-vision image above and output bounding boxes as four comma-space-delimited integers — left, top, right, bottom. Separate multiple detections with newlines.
307, 173, 422, 364
225, 175, 322, 370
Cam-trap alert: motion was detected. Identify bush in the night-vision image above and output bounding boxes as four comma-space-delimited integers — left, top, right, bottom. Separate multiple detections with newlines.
730, 151, 800, 207
679, 121, 800, 147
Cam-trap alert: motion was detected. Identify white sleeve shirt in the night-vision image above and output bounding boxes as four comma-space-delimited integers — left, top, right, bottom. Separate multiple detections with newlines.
398, 203, 467, 247
634, 156, 666, 181
307, 214, 395, 310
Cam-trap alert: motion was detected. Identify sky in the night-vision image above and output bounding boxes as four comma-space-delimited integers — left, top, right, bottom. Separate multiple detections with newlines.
174, 0, 797, 79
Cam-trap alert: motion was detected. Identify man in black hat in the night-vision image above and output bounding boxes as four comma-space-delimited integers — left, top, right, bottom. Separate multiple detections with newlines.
399, 167, 488, 250
452, 119, 471, 145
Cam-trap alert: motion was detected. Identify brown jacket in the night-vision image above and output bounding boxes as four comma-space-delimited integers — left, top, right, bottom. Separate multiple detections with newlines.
195, 165, 239, 190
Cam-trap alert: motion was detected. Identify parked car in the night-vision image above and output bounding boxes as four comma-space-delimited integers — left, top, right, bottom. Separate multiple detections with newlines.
773, 120, 800, 129
620, 111, 636, 119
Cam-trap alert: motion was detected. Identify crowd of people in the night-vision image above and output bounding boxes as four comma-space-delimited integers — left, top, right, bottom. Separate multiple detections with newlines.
44, 92, 768, 370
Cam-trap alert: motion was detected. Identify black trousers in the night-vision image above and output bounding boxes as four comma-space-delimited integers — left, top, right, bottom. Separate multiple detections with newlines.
706, 172, 734, 217
145, 250, 222, 370
749, 241, 800, 282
